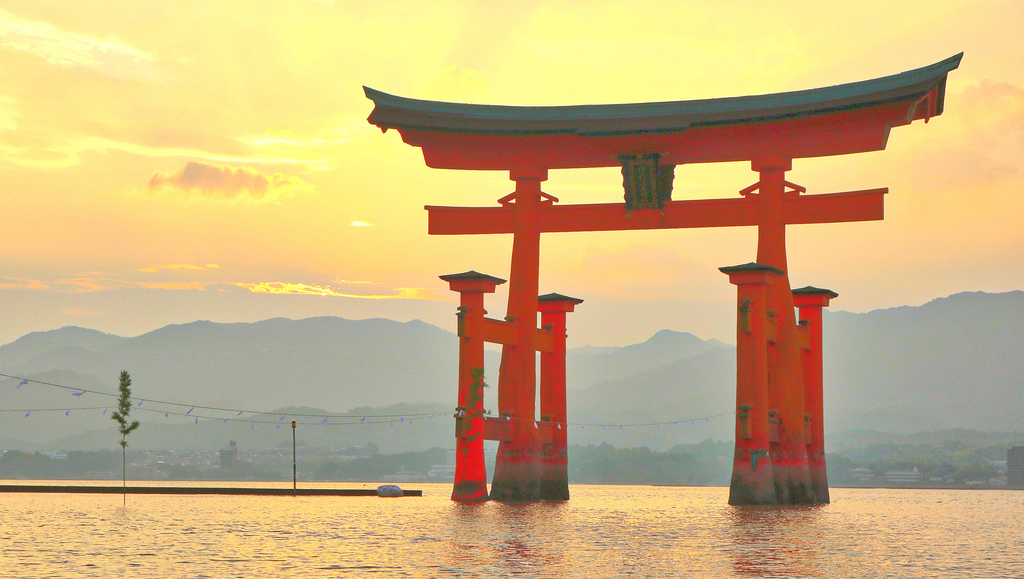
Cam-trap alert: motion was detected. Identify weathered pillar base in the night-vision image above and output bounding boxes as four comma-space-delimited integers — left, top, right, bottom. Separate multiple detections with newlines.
729, 448, 776, 505
771, 445, 816, 504
451, 480, 489, 502
808, 451, 830, 504
490, 440, 545, 501
538, 453, 569, 501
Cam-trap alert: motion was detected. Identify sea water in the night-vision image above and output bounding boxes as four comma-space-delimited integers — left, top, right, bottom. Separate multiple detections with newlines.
1, 482, 1021, 578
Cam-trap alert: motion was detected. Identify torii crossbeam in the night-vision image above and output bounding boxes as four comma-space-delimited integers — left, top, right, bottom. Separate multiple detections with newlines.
365, 53, 961, 504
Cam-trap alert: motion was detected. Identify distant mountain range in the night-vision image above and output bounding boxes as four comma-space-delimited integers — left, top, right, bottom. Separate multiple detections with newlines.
1, 290, 1021, 452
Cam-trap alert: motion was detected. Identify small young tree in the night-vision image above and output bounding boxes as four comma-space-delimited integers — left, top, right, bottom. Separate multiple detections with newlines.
111, 370, 140, 504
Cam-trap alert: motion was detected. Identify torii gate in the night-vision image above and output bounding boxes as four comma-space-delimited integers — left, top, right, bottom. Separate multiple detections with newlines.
365, 53, 961, 504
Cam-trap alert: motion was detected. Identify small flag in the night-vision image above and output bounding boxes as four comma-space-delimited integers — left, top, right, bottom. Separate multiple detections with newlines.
533, 421, 539, 429
235, 411, 243, 416
399, 416, 404, 423
280, 415, 286, 421
137, 401, 143, 407
321, 418, 328, 425
194, 417, 198, 424
17, 380, 27, 388
165, 412, 169, 418
185, 407, 194, 416
24, 412, 30, 417
557, 424, 562, 430
65, 410, 70, 416
250, 423, 255, 430
72, 391, 84, 397
360, 416, 366, 422
276, 424, 281, 430
103, 409, 107, 415
223, 418, 228, 423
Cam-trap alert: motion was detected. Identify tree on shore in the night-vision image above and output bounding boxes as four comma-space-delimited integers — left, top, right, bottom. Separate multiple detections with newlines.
111, 370, 140, 505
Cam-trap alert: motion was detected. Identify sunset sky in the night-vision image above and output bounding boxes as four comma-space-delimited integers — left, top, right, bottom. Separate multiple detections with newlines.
1, 0, 1022, 347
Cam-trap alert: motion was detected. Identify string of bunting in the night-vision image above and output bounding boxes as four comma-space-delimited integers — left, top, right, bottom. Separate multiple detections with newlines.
1, 372, 734, 430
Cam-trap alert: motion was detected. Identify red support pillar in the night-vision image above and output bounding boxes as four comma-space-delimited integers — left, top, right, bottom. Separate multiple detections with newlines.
491, 166, 547, 501
793, 286, 837, 504
751, 156, 815, 504
721, 263, 781, 505
441, 270, 505, 502
538, 292, 583, 501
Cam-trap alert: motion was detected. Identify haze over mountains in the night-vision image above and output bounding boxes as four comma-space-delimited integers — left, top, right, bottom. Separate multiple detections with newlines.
0, 290, 1021, 452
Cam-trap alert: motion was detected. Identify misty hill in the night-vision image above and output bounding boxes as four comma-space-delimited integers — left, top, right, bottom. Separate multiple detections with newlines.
0, 327, 127, 369
566, 329, 728, 389
1, 290, 1022, 452
1, 317, 457, 411
823, 290, 1024, 433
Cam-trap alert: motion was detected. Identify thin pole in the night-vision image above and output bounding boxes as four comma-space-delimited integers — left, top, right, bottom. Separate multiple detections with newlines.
291, 420, 297, 496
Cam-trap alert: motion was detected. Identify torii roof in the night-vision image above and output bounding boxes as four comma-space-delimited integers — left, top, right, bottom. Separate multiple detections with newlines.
365, 53, 961, 170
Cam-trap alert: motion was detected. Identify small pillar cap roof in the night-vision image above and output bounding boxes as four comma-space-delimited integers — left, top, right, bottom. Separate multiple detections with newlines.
718, 262, 785, 276
792, 286, 839, 298
538, 292, 584, 304
439, 270, 507, 284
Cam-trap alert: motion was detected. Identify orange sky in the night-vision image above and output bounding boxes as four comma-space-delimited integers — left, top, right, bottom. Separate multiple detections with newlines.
1, 0, 1022, 346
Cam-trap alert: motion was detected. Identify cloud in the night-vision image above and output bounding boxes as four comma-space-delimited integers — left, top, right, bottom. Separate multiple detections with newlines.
136, 281, 211, 291
350, 221, 373, 227
1, 273, 433, 301
232, 282, 432, 300
136, 263, 219, 273
896, 79, 1024, 189
56, 278, 119, 293
0, 8, 159, 80
0, 275, 48, 290
146, 161, 314, 203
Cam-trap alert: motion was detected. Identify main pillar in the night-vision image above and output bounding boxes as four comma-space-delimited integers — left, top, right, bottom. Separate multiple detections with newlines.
721, 263, 782, 505
491, 166, 547, 501
793, 286, 838, 504
752, 157, 815, 504
441, 270, 505, 502
537, 293, 583, 501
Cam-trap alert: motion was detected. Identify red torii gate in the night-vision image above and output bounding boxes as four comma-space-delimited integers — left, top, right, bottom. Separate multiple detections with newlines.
365, 53, 961, 504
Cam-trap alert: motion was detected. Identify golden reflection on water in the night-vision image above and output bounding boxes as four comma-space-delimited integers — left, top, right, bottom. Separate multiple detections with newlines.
1, 482, 1022, 578
726, 505, 827, 577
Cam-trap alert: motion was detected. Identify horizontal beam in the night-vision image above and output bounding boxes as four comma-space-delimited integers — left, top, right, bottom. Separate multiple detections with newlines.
483, 416, 558, 444
797, 324, 810, 350
483, 416, 512, 441
479, 318, 554, 352
481, 318, 517, 346
427, 188, 886, 235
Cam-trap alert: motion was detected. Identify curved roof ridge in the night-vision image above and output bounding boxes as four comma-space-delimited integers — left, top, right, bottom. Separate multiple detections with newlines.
365, 53, 962, 136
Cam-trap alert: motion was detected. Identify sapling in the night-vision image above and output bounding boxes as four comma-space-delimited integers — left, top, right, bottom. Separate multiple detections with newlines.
111, 370, 140, 505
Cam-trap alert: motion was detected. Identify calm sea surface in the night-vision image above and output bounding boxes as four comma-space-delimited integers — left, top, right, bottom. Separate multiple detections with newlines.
1, 481, 1021, 578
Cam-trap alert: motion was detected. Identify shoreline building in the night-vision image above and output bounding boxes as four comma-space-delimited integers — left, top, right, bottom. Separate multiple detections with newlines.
1008, 447, 1024, 487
